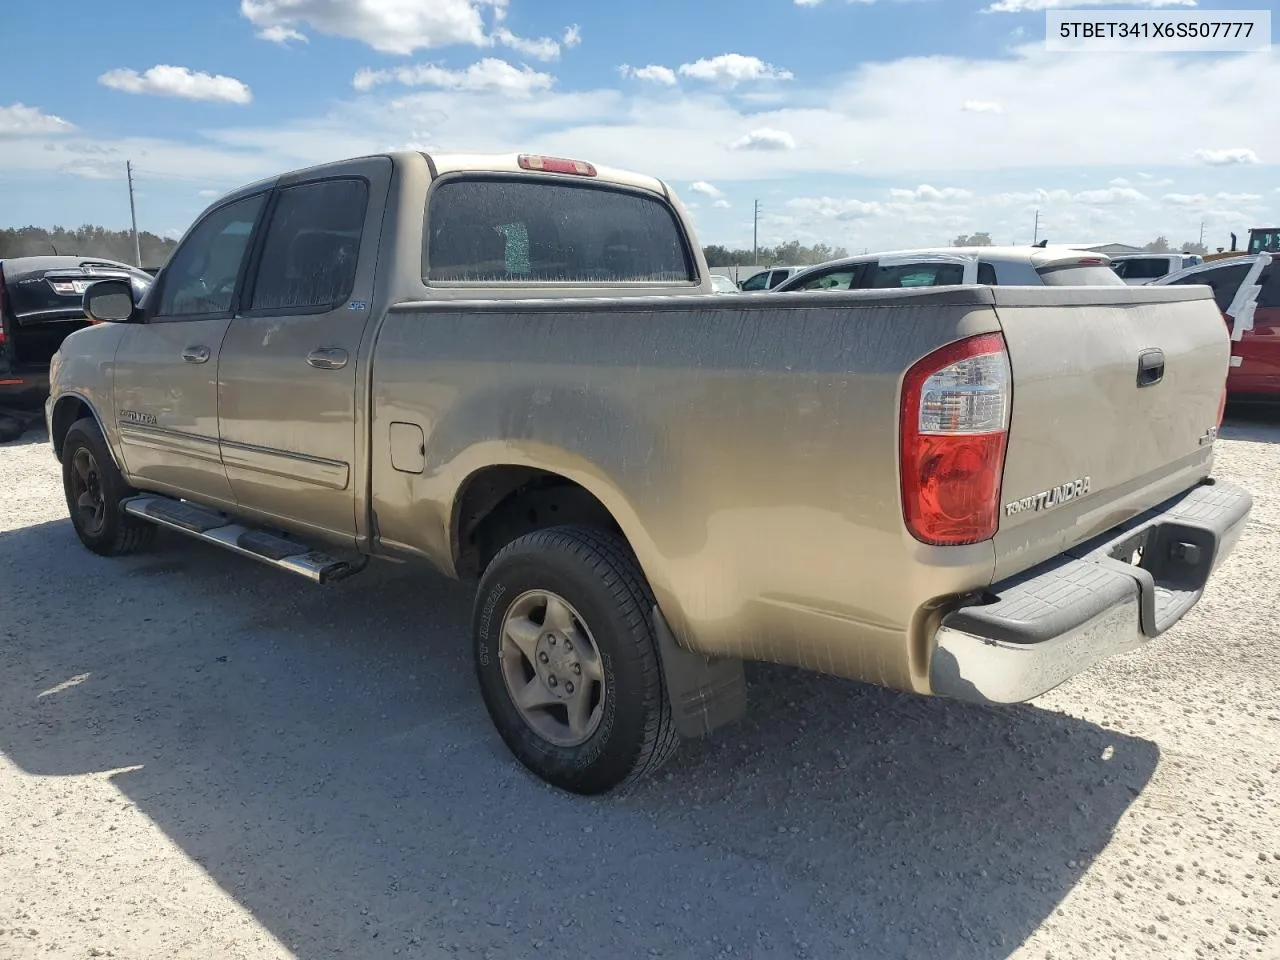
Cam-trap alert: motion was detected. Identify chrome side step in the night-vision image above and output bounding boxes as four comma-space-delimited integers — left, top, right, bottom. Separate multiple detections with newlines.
122, 495, 361, 584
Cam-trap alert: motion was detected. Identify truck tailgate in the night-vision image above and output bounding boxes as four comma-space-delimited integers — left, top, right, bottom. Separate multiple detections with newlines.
990, 285, 1228, 580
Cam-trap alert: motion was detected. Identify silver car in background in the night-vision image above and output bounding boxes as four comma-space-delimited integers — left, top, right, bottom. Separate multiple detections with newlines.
773, 246, 1127, 292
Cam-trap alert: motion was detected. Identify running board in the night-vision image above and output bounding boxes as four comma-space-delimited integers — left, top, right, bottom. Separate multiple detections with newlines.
121, 495, 362, 584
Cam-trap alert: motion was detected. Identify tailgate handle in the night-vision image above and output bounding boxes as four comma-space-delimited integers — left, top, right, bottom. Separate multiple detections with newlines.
1136, 348, 1164, 387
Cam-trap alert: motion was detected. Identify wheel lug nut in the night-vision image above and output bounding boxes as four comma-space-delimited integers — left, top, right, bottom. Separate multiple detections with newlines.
548, 675, 558, 687
538, 652, 549, 664
572, 663, 581, 675
565, 681, 574, 694
563, 639, 573, 651
549, 636, 557, 646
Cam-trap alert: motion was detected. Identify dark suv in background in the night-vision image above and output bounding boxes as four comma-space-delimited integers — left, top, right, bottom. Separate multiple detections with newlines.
0, 256, 153, 409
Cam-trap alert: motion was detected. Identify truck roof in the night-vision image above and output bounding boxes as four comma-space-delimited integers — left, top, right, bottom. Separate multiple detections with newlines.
215, 151, 670, 206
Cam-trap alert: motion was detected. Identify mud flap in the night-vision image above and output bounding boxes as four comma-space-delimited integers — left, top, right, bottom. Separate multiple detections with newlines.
651, 605, 747, 739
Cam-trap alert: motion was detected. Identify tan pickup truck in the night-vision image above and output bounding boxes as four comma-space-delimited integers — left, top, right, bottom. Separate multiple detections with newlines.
46, 151, 1251, 794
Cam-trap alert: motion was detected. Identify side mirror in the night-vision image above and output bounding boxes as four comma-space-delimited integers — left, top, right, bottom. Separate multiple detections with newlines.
83, 279, 138, 323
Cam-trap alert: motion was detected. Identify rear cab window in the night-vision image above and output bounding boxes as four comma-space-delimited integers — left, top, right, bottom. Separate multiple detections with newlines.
424, 177, 694, 284
1035, 262, 1127, 286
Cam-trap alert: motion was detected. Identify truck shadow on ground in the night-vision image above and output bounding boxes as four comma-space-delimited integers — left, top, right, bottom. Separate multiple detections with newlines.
1222, 405, 1280, 443
0, 517, 1159, 960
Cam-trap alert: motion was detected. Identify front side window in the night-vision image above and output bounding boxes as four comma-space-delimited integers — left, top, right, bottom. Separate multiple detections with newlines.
156, 193, 266, 317
249, 178, 369, 311
740, 271, 770, 291
426, 178, 693, 283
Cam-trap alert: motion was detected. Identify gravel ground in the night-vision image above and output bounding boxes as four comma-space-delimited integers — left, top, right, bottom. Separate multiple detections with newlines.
1, 413, 1278, 960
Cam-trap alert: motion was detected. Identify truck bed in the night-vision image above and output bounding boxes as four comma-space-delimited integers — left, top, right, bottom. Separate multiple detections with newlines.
367, 282, 1227, 692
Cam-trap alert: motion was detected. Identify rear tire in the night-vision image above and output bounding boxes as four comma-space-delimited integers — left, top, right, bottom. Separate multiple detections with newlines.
61, 417, 155, 557
473, 525, 679, 795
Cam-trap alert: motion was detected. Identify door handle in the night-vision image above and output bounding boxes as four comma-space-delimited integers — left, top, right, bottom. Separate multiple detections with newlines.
306, 347, 349, 370
1136, 348, 1165, 387
182, 345, 211, 364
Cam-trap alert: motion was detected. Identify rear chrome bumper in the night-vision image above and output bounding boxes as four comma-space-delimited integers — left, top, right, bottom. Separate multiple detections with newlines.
929, 479, 1252, 705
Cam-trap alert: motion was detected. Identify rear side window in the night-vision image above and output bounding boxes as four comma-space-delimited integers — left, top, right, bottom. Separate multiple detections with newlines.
788, 267, 862, 291
1035, 263, 1127, 287
249, 178, 369, 311
870, 262, 966, 288
1170, 263, 1251, 313
425, 178, 693, 283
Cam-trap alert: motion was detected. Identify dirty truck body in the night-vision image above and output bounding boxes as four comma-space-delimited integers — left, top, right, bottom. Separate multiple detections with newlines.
47, 151, 1251, 794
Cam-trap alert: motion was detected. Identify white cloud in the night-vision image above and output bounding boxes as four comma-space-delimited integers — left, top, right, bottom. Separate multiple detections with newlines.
60, 162, 119, 181
788, 196, 886, 220
730, 128, 796, 151
562, 24, 581, 48
0, 103, 74, 137
239, 0, 506, 55
619, 64, 678, 85
888, 184, 974, 201
1163, 191, 1264, 206
961, 100, 1003, 114
197, 188, 222, 198
713, 199, 731, 208
1192, 147, 1260, 166
492, 27, 561, 61
1109, 177, 1131, 187
257, 23, 307, 44
98, 65, 253, 104
678, 54, 793, 86
689, 181, 725, 198
353, 58, 553, 95
1074, 186, 1148, 204
985, 0, 1195, 10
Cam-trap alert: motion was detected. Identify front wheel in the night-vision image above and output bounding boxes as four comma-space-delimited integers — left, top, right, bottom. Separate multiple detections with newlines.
473, 525, 679, 795
61, 417, 155, 557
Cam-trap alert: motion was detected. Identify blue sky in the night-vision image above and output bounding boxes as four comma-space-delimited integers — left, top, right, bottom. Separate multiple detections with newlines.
0, 0, 1276, 252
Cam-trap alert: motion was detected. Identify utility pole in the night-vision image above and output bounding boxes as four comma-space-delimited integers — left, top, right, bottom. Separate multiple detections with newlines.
1198, 220, 1205, 249
1032, 209, 1040, 246
126, 160, 141, 267
752, 199, 760, 266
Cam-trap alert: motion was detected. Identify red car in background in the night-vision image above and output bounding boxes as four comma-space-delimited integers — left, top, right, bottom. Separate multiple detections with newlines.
1153, 253, 1280, 402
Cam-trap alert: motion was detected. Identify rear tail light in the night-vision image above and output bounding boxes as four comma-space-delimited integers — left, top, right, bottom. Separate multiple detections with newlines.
900, 332, 1011, 545
517, 154, 597, 177
0, 270, 7, 346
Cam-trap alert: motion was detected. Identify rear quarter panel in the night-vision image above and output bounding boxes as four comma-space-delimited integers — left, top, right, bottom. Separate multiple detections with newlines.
370, 287, 1004, 692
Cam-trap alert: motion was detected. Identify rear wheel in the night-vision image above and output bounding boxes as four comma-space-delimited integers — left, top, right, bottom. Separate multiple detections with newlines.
473, 525, 679, 795
61, 417, 155, 556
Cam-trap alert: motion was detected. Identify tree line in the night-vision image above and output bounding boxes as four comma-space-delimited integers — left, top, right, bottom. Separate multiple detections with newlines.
0, 226, 177, 268
703, 240, 849, 267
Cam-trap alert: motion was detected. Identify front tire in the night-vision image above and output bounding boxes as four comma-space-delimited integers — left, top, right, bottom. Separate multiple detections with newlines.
473, 525, 679, 795
61, 417, 155, 557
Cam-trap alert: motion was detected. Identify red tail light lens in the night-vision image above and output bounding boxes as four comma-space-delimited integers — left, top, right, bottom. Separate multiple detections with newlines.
517, 154, 597, 177
900, 332, 1011, 545
0, 271, 7, 346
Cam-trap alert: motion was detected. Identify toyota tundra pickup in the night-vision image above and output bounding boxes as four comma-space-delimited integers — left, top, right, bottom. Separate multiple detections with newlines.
46, 151, 1251, 795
